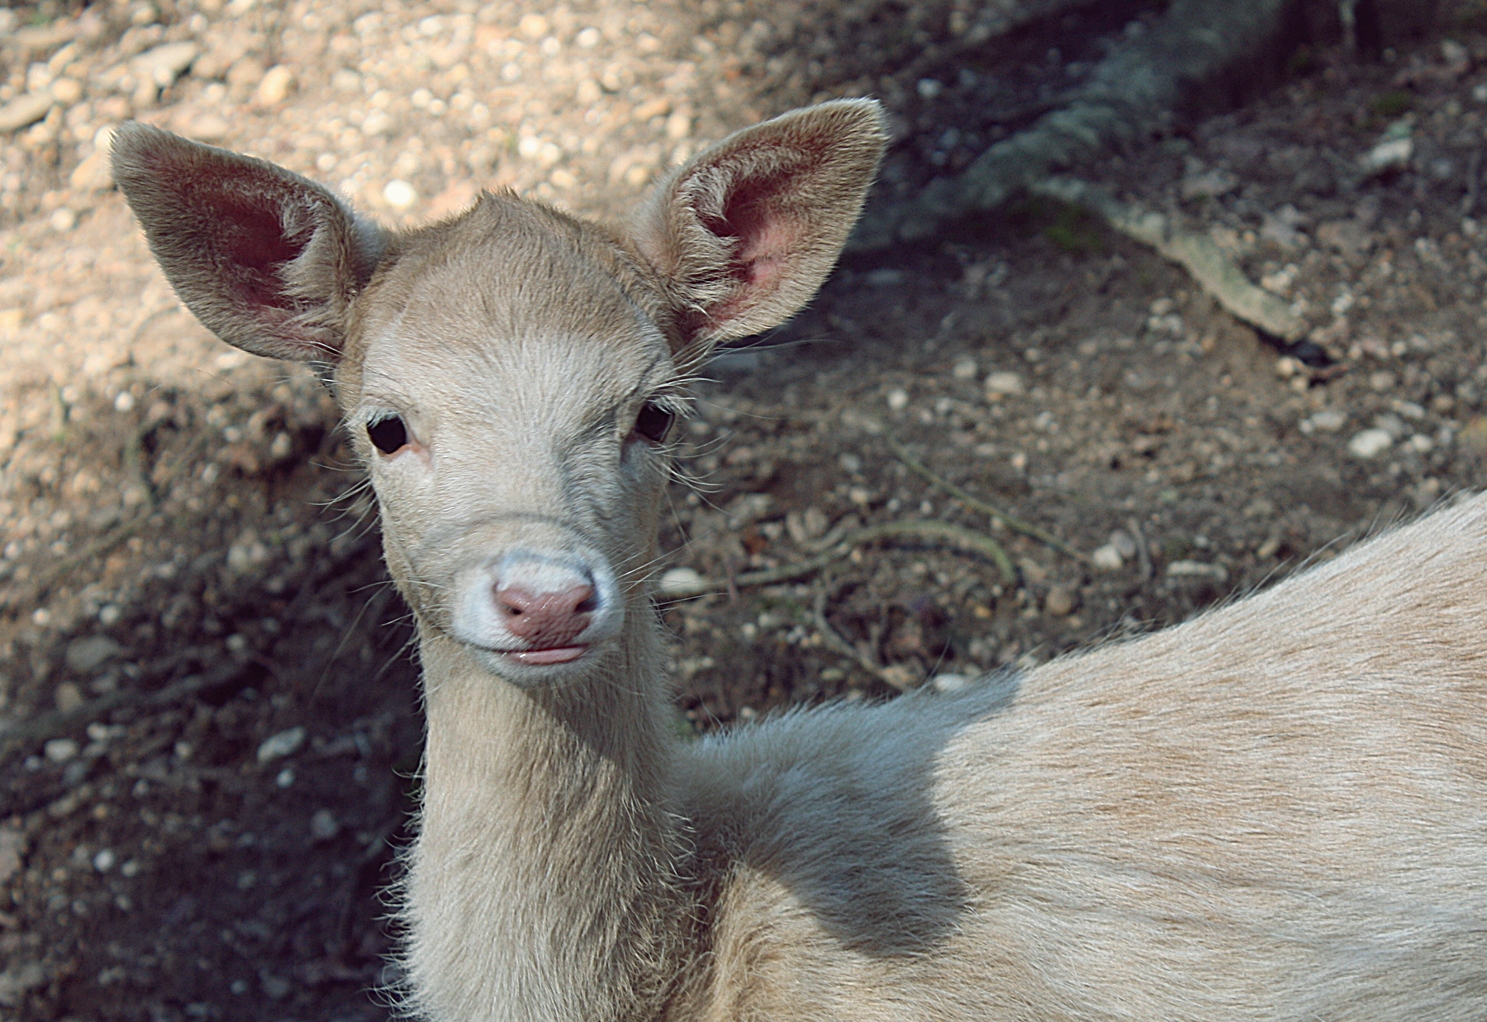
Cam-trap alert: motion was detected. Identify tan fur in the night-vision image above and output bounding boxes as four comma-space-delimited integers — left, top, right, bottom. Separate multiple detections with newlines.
113, 100, 1487, 1022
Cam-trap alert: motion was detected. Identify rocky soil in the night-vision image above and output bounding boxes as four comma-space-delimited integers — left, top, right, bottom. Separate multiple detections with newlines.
0, 0, 1484, 1020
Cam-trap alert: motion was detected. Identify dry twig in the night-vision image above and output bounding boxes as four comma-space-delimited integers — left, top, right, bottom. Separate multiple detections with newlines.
811, 590, 917, 692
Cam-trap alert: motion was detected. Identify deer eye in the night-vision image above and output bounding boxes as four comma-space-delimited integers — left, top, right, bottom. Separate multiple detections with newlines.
367, 414, 409, 454
633, 402, 675, 444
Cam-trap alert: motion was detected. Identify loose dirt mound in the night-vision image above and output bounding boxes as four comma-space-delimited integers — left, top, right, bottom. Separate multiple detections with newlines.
0, 1, 1484, 1020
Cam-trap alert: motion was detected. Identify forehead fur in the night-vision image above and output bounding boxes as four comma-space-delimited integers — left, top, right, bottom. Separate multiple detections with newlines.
340, 192, 674, 393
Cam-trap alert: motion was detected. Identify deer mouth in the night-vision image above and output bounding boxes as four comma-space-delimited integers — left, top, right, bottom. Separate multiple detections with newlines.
503, 645, 588, 665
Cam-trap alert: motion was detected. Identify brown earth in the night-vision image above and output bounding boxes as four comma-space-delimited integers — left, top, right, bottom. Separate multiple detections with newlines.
0, 1, 1485, 1020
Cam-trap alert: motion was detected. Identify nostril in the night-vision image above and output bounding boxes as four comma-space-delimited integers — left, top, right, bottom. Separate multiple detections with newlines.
575, 590, 598, 614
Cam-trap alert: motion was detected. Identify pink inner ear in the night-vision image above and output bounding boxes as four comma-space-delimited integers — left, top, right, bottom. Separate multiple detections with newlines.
735, 218, 796, 291
706, 218, 796, 328
707, 180, 804, 326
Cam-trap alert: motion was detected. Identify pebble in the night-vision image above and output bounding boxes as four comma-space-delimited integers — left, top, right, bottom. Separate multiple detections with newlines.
1360, 135, 1412, 175
135, 41, 199, 86
0, 92, 55, 133
984, 371, 1025, 397
886, 387, 909, 411
49, 77, 84, 105
65, 635, 123, 674
255, 65, 296, 106
69, 150, 115, 192
1043, 585, 1080, 617
1304, 409, 1347, 433
92, 848, 116, 873
952, 358, 977, 380
44, 739, 80, 763
930, 672, 972, 693
48, 208, 76, 232
256, 726, 306, 764
1090, 544, 1124, 571
1107, 530, 1137, 560
0, 828, 23, 886
309, 809, 341, 842
54, 682, 84, 714
383, 179, 417, 209
657, 566, 704, 597
1347, 428, 1394, 460
226, 57, 266, 90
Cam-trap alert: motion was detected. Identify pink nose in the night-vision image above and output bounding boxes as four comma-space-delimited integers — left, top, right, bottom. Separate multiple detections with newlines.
495, 585, 595, 647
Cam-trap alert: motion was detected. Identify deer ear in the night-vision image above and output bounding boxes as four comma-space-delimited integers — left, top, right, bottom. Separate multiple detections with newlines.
110, 122, 387, 364
630, 99, 887, 352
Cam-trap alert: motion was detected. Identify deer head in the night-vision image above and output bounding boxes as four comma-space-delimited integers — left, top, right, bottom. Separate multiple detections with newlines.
112, 101, 887, 688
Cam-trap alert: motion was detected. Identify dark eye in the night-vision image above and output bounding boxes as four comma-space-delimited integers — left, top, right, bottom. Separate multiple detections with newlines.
633, 402, 675, 444
367, 415, 408, 454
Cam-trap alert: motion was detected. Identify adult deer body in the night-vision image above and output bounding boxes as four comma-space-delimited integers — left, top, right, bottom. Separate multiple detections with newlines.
113, 102, 1487, 1022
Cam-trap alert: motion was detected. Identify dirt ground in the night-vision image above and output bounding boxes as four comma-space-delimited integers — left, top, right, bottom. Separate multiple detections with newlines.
0, 0, 1485, 1019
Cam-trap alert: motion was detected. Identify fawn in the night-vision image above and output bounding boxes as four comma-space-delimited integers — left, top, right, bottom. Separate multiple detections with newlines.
113, 100, 1487, 1021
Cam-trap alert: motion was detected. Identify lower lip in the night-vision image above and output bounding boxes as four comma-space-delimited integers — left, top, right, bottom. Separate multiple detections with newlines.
506, 646, 588, 665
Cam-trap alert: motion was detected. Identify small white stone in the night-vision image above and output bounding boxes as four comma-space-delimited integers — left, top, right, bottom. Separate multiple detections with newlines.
984, 371, 1025, 397
48, 208, 76, 232
113, 391, 135, 413
657, 567, 704, 597
256, 726, 306, 763
916, 78, 943, 99
382, 179, 416, 209
1360, 136, 1412, 175
1347, 428, 1394, 460
1307, 409, 1347, 432
254, 64, 296, 106
886, 388, 909, 411
665, 110, 691, 141
952, 358, 977, 380
931, 673, 971, 693
92, 848, 116, 873
44, 739, 79, 763
1091, 544, 1124, 571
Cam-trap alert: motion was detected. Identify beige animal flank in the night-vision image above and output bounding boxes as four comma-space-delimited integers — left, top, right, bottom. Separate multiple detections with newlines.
113, 101, 1487, 1021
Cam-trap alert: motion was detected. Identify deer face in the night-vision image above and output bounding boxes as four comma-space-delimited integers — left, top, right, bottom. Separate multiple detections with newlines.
111, 100, 886, 685
340, 199, 684, 682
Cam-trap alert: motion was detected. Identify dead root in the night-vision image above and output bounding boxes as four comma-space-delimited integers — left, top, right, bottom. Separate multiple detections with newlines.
1030, 177, 1307, 342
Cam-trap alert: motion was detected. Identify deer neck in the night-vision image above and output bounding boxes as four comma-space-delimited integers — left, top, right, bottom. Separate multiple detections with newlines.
403, 600, 695, 1022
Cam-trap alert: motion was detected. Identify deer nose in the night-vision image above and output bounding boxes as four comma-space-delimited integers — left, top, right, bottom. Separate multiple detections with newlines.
494, 584, 596, 647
